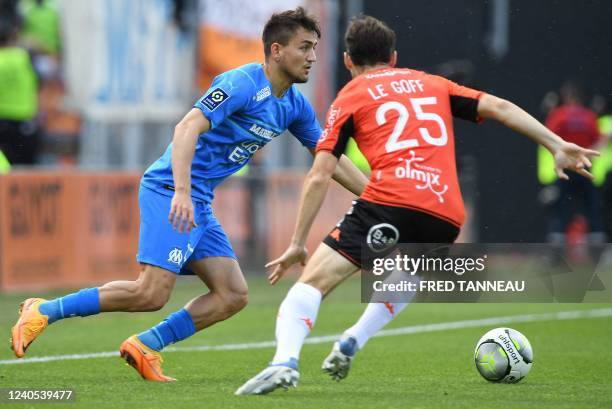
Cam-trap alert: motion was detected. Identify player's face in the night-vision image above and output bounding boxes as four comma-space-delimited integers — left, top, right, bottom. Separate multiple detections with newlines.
278, 27, 318, 83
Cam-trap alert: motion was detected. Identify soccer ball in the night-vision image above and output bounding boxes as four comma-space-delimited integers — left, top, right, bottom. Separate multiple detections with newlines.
474, 327, 533, 383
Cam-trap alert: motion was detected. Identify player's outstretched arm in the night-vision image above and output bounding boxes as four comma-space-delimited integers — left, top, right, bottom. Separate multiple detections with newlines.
477, 94, 600, 179
308, 148, 368, 196
169, 108, 210, 233
266, 151, 339, 284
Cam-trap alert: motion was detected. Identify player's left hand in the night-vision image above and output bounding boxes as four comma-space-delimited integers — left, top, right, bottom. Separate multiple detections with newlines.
169, 191, 197, 233
265, 244, 308, 285
553, 142, 600, 180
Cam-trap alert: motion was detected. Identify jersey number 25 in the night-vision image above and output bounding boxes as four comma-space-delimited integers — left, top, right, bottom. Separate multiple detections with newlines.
376, 97, 448, 152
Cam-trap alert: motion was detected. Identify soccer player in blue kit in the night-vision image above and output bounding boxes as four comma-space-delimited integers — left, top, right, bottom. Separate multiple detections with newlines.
10, 8, 368, 381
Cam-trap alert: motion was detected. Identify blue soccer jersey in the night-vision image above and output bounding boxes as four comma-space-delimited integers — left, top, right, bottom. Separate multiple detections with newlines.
141, 63, 322, 203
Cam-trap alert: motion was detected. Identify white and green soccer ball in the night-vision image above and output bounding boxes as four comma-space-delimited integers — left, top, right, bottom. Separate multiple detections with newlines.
474, 328, 533, 383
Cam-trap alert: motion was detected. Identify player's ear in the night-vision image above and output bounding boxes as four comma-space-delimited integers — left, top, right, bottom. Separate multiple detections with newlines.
343, 52, 353, 70
270, 43, 282, 63
389, 50, 397, 68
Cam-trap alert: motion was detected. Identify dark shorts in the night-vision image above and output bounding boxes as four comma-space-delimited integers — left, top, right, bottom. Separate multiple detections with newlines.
323, 199, 460, 268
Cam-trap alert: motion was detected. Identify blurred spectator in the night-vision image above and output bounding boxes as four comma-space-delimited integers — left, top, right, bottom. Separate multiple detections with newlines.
19, 0, 60, 55
537, 91, 561, 206
544, 81, 605, 243
591, 94, 612, 237
19, 0, 80, 165
0, 14, 39, 165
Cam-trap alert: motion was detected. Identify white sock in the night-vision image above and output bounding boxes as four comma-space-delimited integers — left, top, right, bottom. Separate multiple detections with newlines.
344, 302, 408, 349
271, 282, 322, 364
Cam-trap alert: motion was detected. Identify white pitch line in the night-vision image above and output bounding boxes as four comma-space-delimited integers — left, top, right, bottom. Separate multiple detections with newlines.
2, 308, 611, 365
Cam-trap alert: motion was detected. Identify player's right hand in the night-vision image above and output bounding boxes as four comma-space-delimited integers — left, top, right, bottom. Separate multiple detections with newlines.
553, 141, 600, 180
266, 244, 308, 285
169, 192, 197, 233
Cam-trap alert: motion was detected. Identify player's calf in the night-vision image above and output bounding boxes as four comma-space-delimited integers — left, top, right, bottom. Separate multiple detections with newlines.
98, 265, 176, 312
130, 286, 171, 312
185, 287, 248, 329
298, 243, 360, 296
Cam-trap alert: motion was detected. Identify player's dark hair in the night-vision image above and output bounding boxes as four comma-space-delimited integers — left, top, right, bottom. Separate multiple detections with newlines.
345, 15, 396, 67
262, 7, 321, 58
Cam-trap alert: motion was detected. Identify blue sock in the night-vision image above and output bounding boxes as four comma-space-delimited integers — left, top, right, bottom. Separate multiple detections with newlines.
339, 335, 358, 357
137, 309, 196, 352
38, 288, 101, 324
269, 357, 299, 370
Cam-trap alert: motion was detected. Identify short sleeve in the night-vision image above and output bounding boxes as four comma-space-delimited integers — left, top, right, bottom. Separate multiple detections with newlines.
436, 76, 485, 123
316, 95, 354, 158
194, 69, 254, 129
288, 94, 322, 148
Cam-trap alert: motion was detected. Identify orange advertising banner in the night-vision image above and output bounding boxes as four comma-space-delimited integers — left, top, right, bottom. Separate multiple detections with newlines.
0, 173, 78, 291
0, 171, 255, 292
0, 172, 141, 292
71, 173, 141, 285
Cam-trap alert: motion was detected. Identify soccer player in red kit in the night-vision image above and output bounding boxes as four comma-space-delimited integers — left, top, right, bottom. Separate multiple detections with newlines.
236, 15, 599, 395
545, 81, 604, 243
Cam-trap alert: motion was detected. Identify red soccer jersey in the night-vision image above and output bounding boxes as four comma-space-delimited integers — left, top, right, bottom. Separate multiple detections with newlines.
545, 104, 600, 149
316, 67, 485, 227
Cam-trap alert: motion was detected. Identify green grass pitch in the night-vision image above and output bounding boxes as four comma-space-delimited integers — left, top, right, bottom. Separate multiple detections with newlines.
1, 276, 611, 409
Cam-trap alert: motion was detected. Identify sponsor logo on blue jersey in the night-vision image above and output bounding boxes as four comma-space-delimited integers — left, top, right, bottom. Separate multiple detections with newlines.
248, 124, 278, 140
201, 87, 230, 111
228, 141, 265, 164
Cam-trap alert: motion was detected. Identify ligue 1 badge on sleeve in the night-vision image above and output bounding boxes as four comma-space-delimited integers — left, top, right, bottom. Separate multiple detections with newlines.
202, 87, 230, 111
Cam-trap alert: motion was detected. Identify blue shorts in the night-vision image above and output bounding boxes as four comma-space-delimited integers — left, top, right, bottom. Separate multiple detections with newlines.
137, 185, 236, 275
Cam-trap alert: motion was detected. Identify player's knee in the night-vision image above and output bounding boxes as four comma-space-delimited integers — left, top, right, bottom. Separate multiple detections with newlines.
228, 289, 249, 313
135, 279, 172, 311
134, 288, 167, 311
300, 274, 330, 296
220, 288, 248, 316
145, 293, 169, 311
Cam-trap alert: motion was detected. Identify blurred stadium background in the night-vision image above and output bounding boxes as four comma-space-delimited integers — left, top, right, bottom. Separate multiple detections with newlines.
1, 0, 611, 292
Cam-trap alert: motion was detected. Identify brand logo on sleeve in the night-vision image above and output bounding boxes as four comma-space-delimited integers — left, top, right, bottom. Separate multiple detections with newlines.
201, 87, 230, 111
320, 105, 341, 141
255, 86, 271, 102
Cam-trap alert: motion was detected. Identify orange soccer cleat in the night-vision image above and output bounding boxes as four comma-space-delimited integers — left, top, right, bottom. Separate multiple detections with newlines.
119, 335, 176, 382
10, 298, 49, 358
